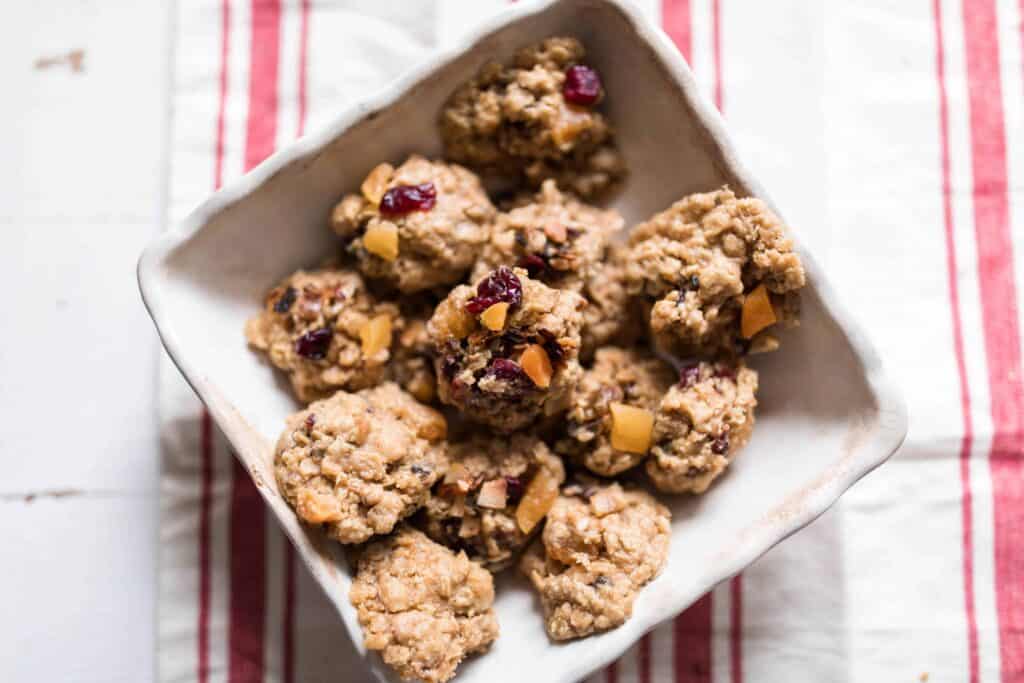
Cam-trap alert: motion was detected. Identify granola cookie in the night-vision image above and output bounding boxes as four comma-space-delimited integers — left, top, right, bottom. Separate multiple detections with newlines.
274, 383, 448, 544
440, 36, 625, 198
471, 179, 624, 291
557, 347, 675, 476
520, 479, 671, 640
350, 526, 499, 683
428, 266, 586, 432
245, 267, 399, 403
646, 359, 758, 494
624, 187, 805, 356
420, 433, 565, 571
330, 155, 495, 293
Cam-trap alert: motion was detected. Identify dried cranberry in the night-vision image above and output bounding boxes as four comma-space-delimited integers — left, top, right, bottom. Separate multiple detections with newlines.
563, 65, 603, 106
679, 364, 700, 388
304, 413, 316, 430
497, 331, 527, 358
487, 358, 528, 383
379, 182, 436, 216
294, 327, 332, 359
466, 266, 523, 315
713, 364, 736, 380
517, 253, 548, 278
273, 286, 297, 313
542, 335, 565, 364
505, 476, 524, 504
440, 354, 460, 379
711, 433, 730, 455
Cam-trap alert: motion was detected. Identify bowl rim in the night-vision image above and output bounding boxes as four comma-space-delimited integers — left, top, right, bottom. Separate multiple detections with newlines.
138, 0, 909, 680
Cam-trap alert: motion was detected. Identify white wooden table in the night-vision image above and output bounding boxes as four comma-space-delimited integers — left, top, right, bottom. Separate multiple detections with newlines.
0, 1, 169, 679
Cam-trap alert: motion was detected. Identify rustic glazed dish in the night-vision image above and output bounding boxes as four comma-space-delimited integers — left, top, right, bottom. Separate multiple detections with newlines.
138, 0, 908, 680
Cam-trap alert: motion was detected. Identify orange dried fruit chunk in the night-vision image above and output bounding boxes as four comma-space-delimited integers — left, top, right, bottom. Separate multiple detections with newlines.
363, 222, 399, 261
360, 162, 394, 205
609, 402, 654, 454
296, 489, 341, 524
359, 314, 392, 358
516, 467, 560, 534
544, 222, 567, 243
741, 283, 777, 339
520, 344, 553, 389
480, 302, 510, 331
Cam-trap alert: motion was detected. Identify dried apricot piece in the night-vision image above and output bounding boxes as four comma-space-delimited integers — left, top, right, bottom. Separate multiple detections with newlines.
360, 163, 394, 205
359, 314, 392, 358
480, 302, 510, 331
520, 344, 553, 389
363, 222, 399, 261
516, 467, 560, 534
609, 402, 654, 454
741, 283, 777, 339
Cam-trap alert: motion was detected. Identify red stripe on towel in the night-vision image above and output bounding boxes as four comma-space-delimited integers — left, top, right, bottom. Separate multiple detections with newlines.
931, 1, 980, 680
198, 413, 215, 683
198, 0, 233, 679
639, 633, 652, 683
662, 0, 692, 62
228, 459, 267, 682
228, 1, 282, 681
730, 576, 743, 683
674, 593, 713, 683
960, 0, 1024, 679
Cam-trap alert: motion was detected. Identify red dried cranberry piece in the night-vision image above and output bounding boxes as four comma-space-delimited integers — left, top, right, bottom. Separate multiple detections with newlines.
466, 266, 523, 315
711, 433, 730, 455
379, 182, 437, 216
487, 358, 528, 383
505, 476, 524, 504
563, 65, 603, 106
294, 327, 332, 359
679, 364, 700, 388
273, 286, 297, 313
541, 335, 565, 364
517, 253, 547, 278
713, 363, 736, 380
304, 413, 316, 430
440, 354, 461, 379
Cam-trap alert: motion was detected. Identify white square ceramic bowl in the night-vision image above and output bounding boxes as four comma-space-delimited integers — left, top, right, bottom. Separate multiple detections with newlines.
138, 1, 908, 680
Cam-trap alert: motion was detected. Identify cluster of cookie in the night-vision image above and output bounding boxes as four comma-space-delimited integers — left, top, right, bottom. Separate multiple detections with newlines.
246, 36, 804, 683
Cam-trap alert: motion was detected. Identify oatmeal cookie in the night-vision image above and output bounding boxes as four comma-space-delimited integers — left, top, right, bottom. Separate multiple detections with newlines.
274, 383, 448, 544
330, 155, 495, 293
557, 347, 675, 476
428, 266, 586, 432
520, 479, 671, 640
245, 267, 399, 403
440, 36, 626, 198
471, 179, 624, 291
420, 433, 565, 571
646, 359, 758, 494
350, 526, 499, 683
580, 247, 641, 358
623, 187, 805, 356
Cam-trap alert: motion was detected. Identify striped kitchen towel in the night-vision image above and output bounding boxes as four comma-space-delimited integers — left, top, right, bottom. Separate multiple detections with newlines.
158, 1, 1024, 681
